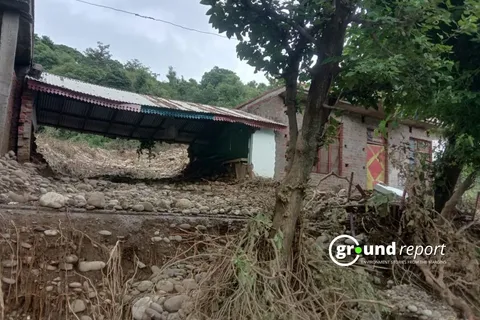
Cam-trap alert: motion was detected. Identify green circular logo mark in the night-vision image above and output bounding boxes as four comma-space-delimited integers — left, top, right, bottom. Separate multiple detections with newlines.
355, 246, 363, 254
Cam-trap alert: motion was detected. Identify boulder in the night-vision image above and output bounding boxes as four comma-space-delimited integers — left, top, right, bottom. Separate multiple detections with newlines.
39, 192, 66, 208
86, 192, 105, 208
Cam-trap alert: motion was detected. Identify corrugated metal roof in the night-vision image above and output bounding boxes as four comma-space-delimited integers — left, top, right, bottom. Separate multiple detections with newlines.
26, 72, 286, 130
28, 72, 154, 106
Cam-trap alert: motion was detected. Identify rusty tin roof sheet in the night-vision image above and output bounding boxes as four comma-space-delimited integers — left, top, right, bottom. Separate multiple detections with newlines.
26, 72, 286, 130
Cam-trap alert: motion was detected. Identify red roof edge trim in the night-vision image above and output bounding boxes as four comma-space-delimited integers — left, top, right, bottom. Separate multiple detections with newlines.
213, 115, 286, 131
27, 80, 142, 113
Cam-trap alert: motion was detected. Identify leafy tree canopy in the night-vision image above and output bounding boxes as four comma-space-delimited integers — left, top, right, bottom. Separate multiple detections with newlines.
33, 35, 272, 108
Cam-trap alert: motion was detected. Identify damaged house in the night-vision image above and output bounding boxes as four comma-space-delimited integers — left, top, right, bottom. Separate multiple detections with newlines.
236, 87, 438, 190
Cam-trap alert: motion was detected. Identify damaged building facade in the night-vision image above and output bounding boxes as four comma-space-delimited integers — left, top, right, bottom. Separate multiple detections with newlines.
0, 0, 34, 155
236, 87, 437, 190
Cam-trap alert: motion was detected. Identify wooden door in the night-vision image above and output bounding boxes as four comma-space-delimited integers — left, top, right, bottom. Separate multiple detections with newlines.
366, 143, 386, 190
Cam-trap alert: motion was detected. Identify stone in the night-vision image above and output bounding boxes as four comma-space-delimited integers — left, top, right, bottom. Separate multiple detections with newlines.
45, 286, 54, 292
151, 237, 163, 242
157, 199, 170, 209
164, 295, 188, 312
40, 192, 66, 208
78, 261, 106, 272
174, 285, 185, 293
407, 305, 418, 313
196, 225, 207, 231
145, 308, 163, 320
77, 183, 93, 192
2, 277, 15, 285
132, 297, 153, 320
87, 192, 105, 208
69, 282, 82, 288
141, 202, 154, 212
167, 313, 180, 320
149, 302, 163, 314
137, 280, 154, 292
65, 254, 79, 263
73, 195, 87, 207
155, 280, 174, 293
151, 266, 162, 274
173, 235, 182, 242
7, 191, 27, 203
80, 316, 93, 320
71, 299, 86, 313
182, 279, 198, 291
2, 260, 18, 268
132, 204, 144, 212
98, 230, 112, 236
59, 263, 73, 271
344, 238, 355, 245
21, 242, 32, 249
178, 223, 191, 230
421, 310, 433, 317
44, 229, 59, 236
163, 237, 171, 243
137, 261, 147, 269
175, 199, 193, 209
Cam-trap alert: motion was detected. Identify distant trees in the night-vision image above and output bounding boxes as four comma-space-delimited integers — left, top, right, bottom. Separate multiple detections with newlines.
33, 35, 271, 108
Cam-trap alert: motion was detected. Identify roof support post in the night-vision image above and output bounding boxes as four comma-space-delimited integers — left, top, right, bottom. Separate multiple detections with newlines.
129, 113, 145, 138
104, 109, 119, 134
150, 118, 166, 140
81, 104, 95, 130
56, 96, 67, 126
0, 11, 20, 155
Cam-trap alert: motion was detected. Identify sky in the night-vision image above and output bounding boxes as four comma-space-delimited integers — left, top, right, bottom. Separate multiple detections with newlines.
34, 0, 268, 84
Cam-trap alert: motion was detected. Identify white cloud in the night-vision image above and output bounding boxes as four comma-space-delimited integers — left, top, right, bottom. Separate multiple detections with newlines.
35, 0, 269, 84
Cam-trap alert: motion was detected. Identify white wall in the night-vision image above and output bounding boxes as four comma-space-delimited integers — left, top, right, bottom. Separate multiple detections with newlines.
250, 129, 276, 178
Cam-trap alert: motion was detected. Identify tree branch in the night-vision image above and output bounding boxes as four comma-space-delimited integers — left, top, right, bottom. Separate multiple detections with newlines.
440, 171, 476, 220
258, 0, 318, 45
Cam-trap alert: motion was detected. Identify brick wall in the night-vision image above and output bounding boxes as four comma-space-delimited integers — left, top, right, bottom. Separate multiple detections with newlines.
239, 92, 436, 191
239, 95, 303, 180
17, 89, 34, 162
9, 67, 28, 153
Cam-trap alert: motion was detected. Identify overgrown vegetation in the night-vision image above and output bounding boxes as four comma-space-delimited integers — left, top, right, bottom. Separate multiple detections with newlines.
34, 35, 274, 108
196, 0, 480, 318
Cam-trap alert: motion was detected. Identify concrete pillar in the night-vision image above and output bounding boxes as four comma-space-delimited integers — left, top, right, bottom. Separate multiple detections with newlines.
0, 11, 20, 155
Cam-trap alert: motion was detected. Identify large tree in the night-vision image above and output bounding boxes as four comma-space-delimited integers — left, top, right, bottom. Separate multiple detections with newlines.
202, 0, 362, 264
201, 0, 357, 264
201, 0, 480, 261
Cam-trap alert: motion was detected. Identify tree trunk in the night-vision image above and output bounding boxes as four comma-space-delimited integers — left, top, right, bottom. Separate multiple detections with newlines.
434, 135, 462, 213
440, 171, 476, 220
284, 71, 299, 173
270, 2, 353, 265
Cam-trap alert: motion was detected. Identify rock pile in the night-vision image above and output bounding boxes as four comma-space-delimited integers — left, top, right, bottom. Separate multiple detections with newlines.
0, 149, 275, 217
127, 263, 204, 320
382, 285, 459, 320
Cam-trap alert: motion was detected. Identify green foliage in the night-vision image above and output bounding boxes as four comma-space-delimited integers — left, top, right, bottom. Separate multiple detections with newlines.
33, 35, 271, 108
34, 35, 275, 147
40, 127, 139, 150
137, 139, 156, 161
337, 0, 480, 177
